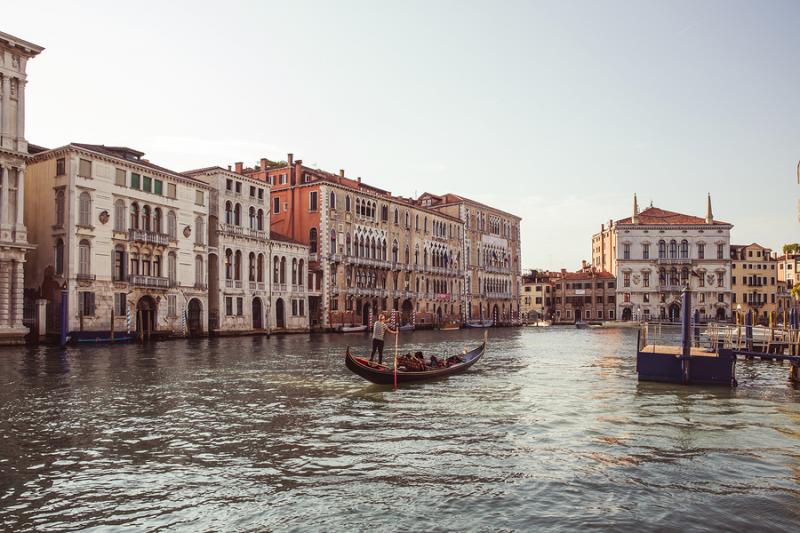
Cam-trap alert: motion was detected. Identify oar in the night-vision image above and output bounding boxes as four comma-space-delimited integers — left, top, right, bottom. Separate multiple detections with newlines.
393, 327, 399, 390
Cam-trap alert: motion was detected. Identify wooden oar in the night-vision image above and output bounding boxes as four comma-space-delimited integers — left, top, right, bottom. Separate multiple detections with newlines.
393, 327, 399, 390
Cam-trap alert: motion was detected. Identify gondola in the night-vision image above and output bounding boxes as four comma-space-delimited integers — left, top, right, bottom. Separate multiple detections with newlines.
465, 320, 493, 329
345, 333, 486, 385
398, 324, 415, 332
339, 325, 368, 333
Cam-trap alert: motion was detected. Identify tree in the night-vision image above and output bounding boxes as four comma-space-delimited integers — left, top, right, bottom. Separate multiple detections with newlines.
792, 282, 800, 301
783, 243, 800, 255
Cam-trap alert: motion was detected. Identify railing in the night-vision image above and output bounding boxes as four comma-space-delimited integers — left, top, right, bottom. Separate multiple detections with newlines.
76, 273, 96, 281
274, 283, 287, 292
128, 274, 171, 288
129, 228, 169, 246
225, 279, 243, 289
194, 282, 208, 289
656, 257, 692, 265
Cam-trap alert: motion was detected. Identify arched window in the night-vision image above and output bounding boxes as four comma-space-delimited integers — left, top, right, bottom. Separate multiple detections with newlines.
669, 240, 677, 259
114, 199, 126, 232
249, 206, 256, 229
234, 203, 242, 226
142, 205, 151, 231
78, 239, 91, 275
153, 208, 162, 233
280, 256, 286, 284
257, 209, 264, 231
424, 217, 428, 233
330, 229, 337, 254
658, 240, 666, 259
55, 190, 65, 226
273, 256, 279, 283
405, 212, 410, 228
249, 252, 256, 282
167, 211, 177, 240
55, 238, 65, 275
355, 198, 361, 217
234, 250, 242, 280
78, 192, 92, 226
292, 258, 298, 285
195, 255, 203, 286
415, 214, 420, 230
225, 249, 233, 280
404, 245, 410, 264
346, 233, 352, 255
130, 203, 139, 230
113, 245, 126, 281
257, 254, 264, 283
394, 208, 399, 224
309, 227, 318, 254
195, 216, 204, 245
392, 240, 399, 263
345, 195, 351, 212
152, 254, 162, 277
168, 252, 178, 284
681, 240, 689, 259
330, 191, 337, 210
225, 201, 233, 225
298, 259, 304, 287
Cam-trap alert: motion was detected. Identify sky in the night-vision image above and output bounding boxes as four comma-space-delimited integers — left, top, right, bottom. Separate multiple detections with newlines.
5, 0, 800, 269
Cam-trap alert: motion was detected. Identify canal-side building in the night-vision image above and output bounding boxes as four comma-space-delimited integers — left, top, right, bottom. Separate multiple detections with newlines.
24, 144, 211, 340
591, 194, 733, 322
184, 166, 309, 334
416, 192, 522, 324
521, 269, 554, 321
0, 31, 43, 344
238, 156, 465, 330
551, 265, 616, 323
730, 243, 778, 324
777, 251, 800, 291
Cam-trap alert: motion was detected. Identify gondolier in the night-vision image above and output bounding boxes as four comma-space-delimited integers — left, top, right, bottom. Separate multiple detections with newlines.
370, 313, 397, 364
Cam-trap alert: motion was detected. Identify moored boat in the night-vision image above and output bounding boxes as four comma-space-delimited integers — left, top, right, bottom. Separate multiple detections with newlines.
465, 320, 492, 329
398, 324, 415, 332
345, 334, 486, 385
339, 325, 368, 333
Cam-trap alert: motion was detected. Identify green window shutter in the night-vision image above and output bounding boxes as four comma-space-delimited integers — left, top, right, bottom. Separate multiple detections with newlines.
131, 173, 140, 189
154, 179, 163, 196
143, 176, 152, 193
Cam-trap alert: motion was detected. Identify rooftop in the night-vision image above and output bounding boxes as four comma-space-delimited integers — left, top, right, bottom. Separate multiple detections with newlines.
616, 206, 730, 226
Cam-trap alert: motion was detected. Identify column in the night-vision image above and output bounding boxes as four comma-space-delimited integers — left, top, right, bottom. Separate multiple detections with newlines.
0, 262, 9, 328
1, 75, 9, 144
15, 167, 24, 226
13, 261, 23, 328
16, 80, 25, 147
0, 164, 7, 226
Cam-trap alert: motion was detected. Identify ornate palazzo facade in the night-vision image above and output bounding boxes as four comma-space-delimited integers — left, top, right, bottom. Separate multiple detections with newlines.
592, 195, 733, 322
0, 31, 42, 343
242, 156, 464, 330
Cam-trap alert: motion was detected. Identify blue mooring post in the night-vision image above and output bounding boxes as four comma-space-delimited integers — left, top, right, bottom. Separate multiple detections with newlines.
680, 286, 692, 384
60, 288, 68, 347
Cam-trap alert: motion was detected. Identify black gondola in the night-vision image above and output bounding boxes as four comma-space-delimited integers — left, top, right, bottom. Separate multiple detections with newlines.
345, 334, 486, 385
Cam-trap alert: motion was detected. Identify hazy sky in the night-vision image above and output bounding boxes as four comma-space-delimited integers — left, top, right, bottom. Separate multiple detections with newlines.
6, 0, 800, 269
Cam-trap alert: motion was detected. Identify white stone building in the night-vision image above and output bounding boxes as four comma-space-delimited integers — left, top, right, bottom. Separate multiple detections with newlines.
592, 195, 733, 322
25, 144, 211, 341
0, 31, 42, 344
185, 166, 309, 334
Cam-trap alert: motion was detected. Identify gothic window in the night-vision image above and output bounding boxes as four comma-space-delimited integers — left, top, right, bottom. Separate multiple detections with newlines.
309, 227, 318, 254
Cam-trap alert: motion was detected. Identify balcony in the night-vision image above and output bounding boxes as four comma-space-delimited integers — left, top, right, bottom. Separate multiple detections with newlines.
194, 282, 208, 290
656, 257, 692, 265
129, 228, 170, 246
225, 279, 243, 289
128, 274, 171, 289
76, 273, 96, 282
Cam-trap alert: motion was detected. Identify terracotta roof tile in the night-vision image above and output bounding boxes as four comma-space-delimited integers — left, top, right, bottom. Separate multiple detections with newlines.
616, 206, 729, 226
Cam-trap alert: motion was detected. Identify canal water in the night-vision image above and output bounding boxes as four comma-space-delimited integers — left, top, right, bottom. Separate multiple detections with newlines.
1, 327, 799, 531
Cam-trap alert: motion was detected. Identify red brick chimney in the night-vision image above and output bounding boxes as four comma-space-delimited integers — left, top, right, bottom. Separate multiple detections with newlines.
260, 158, 268, 170
287, 153, 294, 166
235, 162, 243, 174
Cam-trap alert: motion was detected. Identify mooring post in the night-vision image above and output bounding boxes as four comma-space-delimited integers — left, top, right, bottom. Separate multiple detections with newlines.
693, 309, 700, 348
680, 286, 691, 384
745, 309, 753, 352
